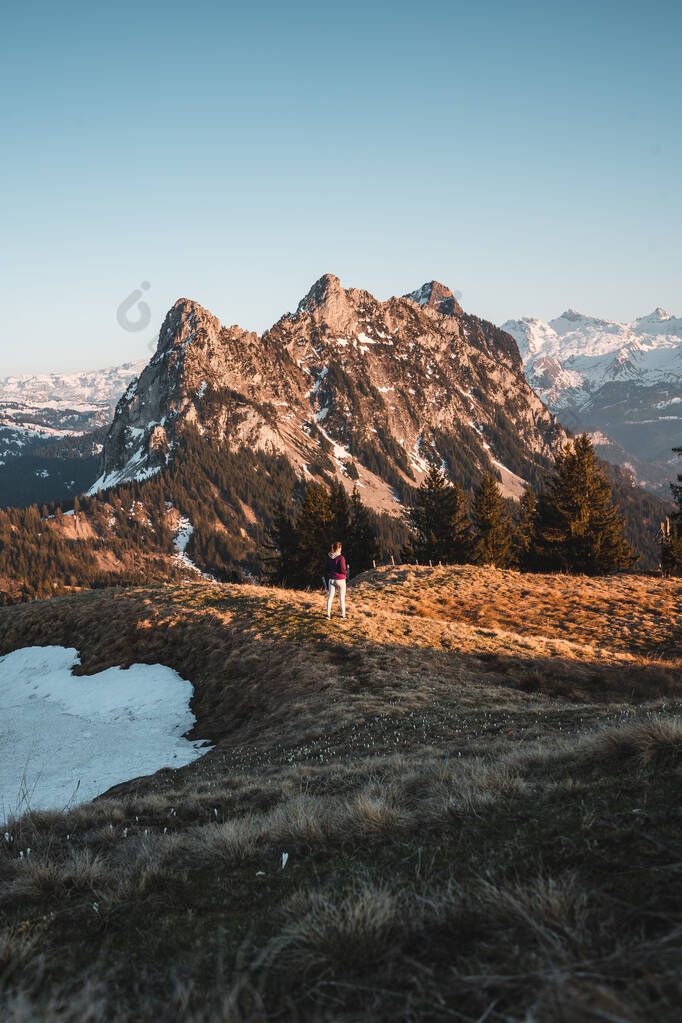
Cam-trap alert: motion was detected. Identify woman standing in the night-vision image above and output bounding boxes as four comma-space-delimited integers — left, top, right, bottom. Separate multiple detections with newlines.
325, 541, 347, 619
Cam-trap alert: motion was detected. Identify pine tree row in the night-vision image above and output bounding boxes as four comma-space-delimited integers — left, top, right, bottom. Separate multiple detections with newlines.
405, 434, 636, 575
266, 481, 380, 588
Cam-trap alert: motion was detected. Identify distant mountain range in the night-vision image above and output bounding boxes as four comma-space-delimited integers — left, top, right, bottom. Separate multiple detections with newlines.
0, 360, 146, 460
0, 361, 145, 506
503, 308, 682, 493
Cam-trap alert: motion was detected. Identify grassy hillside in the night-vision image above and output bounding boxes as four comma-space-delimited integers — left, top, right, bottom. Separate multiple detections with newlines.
0, 566, 681, 1022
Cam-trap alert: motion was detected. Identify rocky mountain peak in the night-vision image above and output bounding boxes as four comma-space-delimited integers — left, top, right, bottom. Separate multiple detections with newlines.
404, 281, 463, 317
156, 298, 222, 355
639, 307, 670, 323
296, 273, 343, 312
295, 273, 358, 334
557, 308, 585, 322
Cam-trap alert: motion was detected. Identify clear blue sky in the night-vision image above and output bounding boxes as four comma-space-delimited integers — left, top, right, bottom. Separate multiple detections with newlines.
1, 0, 680, 375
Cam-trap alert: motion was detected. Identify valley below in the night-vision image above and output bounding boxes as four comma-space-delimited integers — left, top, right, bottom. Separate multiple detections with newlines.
0, 565, 680, 1022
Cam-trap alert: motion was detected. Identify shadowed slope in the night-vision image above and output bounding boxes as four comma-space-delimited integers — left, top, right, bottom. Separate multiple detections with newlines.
0, 567, 681, 1022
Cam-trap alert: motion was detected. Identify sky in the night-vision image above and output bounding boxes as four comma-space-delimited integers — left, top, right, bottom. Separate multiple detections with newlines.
1, 0, 680, 375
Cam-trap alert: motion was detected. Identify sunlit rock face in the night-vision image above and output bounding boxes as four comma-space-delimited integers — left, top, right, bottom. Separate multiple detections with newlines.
94, 275, 567, 502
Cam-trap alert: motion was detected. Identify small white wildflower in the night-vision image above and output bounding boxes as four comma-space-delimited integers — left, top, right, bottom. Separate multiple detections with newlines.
92, 902, 99, 913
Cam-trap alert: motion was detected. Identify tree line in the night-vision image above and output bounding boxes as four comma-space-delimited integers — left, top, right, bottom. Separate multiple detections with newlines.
405, 434, 637, 574
268, 434, 648, 585
3, 431, 679, 604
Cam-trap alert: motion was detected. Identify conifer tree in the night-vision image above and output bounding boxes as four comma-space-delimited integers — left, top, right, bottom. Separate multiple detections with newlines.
282, 483, 335, 587
328, 480, 351, 546
265, 500, 298, 584
346, 485, 379, 575
471, 473, 513, 567
535, 434, 635, 575
661, 446, 682, 574
516, 484, 538, 569
406, 464, 470, 564
265, 481, 380, 587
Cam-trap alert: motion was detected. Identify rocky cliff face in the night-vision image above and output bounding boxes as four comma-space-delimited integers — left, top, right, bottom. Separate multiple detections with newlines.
92, 275, 567, 506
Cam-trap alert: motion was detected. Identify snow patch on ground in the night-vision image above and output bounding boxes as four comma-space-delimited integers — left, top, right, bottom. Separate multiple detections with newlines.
87, 458, 162, 495
0, 646, 211, 817
409, 435, 430, 476
171, 512, 218, 582
490, 458, 527, 500
307, 366, 328, 399
314, 422, 352, 465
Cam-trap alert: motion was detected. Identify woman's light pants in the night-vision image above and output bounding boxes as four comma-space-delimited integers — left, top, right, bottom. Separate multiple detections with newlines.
326, 579, 346, 618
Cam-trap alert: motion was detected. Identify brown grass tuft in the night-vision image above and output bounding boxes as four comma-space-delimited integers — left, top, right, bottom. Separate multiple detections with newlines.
279, 884, 404, 974
588, 715, 682, 768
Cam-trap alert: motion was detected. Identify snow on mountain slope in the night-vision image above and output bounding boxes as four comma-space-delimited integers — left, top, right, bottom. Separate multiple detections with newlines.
0, 361, 145, 467
504, 308, 682, 395
502, 309, 682, 489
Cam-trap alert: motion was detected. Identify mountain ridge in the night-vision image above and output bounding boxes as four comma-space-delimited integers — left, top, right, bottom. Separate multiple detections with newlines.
92, 274, 563, 505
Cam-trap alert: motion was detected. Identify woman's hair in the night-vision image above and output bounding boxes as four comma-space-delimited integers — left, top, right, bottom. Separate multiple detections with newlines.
332, 541, 342, 552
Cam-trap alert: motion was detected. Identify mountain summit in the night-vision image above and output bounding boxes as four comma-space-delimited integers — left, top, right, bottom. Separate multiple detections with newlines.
404, 281, 464, 317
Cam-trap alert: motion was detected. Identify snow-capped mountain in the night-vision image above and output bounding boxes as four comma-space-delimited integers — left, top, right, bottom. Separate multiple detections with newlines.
0, 361, 146, 465
0, 361, 147, 509
502, 308, 682, 490
93, 274, 566, 503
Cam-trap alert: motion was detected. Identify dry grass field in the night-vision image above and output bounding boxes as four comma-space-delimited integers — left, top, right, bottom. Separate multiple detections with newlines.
0, 565, 681, 1022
